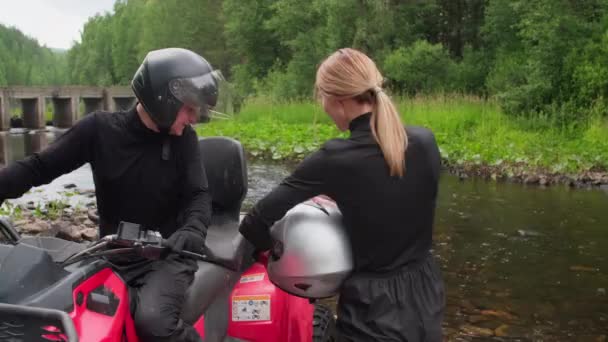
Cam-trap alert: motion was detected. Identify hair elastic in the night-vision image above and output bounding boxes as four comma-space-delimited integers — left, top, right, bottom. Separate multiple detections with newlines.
372, 86, 383, 95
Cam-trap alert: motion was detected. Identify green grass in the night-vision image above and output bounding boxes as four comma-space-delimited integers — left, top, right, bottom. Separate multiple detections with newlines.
229, 98, 332, 125
0, 198, 74, 221
197, 95, 608, 174
198, 117, 342, 160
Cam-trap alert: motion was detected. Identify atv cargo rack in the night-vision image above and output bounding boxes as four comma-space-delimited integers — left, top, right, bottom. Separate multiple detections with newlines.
0, 303, 77, 342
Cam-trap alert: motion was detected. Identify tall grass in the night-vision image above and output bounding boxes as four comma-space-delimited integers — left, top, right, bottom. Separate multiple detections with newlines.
199, 96, 608, 173
230, 97, 331, 124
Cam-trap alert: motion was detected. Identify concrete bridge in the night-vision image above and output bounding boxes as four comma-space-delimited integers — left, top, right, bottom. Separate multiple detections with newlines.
0, 86, 136, 131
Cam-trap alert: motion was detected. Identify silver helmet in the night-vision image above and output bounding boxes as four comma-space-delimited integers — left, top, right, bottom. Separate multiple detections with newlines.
267, 197, 353, 298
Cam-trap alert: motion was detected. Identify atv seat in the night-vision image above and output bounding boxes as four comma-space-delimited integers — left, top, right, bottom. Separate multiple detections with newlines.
181, 137, 254, 324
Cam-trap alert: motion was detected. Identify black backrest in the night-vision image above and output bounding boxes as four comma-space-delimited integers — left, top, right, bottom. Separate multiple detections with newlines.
199, 137, 247, 221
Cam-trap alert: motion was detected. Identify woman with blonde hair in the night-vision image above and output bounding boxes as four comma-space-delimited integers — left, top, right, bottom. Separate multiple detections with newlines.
239, 48, 444, 341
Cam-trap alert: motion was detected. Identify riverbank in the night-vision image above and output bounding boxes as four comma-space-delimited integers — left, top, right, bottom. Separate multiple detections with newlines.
2, 204, 99, 242
198, 96, 608, 187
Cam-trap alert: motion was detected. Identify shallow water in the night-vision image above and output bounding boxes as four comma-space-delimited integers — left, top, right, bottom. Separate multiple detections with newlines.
245, 163, 608, 340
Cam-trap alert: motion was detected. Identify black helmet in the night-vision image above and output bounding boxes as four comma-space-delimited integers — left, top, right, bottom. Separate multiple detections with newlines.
131, 48, 221, 130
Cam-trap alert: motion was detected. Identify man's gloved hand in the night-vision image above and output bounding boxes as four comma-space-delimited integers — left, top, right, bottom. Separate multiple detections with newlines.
165, 227, 206, 254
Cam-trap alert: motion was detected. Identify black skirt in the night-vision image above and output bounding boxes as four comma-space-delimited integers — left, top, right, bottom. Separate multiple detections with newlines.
336, 254, 445, 342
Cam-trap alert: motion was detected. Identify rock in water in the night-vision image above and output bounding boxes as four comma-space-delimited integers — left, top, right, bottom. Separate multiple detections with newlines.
517, 229, 543, 237
460, 324, 494, 337
79, 189, 96, 198
18, 221, 50, 234
480, 309, 517, 321
495, 324, 509, 337
494, 324, 529, 338
81, 228, 98, 241
569, 265, 599, 272
87, 210, 99, 224
468, 315, 491, 324
74, 214, 88, 224
54, 222, 83, 242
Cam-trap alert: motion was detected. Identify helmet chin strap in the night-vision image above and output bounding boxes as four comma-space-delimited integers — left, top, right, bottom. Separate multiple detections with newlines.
156, 107, 173, 161
159, 117, 173, 161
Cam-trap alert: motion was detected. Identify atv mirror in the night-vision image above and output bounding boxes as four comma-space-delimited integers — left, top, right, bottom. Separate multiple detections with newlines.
0, 303, 78, 342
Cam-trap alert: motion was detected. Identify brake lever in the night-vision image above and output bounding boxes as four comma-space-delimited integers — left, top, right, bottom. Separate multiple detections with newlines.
159, 239, 212, 260
166, 244, 235, 270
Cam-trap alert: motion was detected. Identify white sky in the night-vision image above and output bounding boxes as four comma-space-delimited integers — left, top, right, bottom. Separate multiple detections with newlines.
0, 0, 116, 49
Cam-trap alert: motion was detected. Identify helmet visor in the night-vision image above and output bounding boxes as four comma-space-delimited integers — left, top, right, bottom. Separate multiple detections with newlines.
168, 70, 223, 121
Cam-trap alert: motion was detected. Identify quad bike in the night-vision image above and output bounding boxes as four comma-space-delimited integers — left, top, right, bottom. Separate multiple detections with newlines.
0, 137, 353, 342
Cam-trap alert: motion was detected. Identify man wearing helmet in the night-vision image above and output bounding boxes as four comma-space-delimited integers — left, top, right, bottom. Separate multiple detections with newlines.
0, 48, 219, 341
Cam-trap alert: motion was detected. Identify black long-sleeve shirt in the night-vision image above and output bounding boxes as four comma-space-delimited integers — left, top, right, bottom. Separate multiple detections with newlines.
0, 108, 211, 239
239, 113, 441, 273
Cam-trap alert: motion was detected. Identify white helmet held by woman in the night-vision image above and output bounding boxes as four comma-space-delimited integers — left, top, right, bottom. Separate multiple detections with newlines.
267, 197, 353, 299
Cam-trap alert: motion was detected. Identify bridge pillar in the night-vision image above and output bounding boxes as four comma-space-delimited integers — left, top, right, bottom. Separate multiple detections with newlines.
52, 97, 79, 128
83, 97, 104, 115
112, 97, 137, 112
21, 97, 46, 130
104, 87, 136, 112
0, 132, 10, 165
24, 130, 49, 155
0, 93, 9, 131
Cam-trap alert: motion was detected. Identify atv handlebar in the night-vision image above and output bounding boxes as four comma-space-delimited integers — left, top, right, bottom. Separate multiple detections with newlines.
61, 221, 234, 269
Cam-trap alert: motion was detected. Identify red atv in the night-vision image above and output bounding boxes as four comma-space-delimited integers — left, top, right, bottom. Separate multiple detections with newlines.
0, 137, 350, 342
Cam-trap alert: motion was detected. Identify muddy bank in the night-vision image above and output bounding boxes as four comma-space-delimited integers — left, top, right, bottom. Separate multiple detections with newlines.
444, 160, 608, 188
6, 204, 99, 243
245, 154, 608, 188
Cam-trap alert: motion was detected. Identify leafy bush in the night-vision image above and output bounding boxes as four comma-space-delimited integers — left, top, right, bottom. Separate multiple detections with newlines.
383, 41, 455, 95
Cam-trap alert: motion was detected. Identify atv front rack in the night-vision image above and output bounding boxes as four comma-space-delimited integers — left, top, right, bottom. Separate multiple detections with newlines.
0, 303, 77, 342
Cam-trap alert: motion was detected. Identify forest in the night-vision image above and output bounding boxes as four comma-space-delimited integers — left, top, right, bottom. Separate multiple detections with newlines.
2, 0, 607, 123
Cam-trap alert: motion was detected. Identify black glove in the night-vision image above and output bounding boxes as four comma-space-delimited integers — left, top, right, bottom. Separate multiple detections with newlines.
165, 227, 206, 254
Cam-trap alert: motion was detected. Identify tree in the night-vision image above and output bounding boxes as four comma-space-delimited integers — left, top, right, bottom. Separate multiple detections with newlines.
0, 23, 68, 86
111, 0, 145, 85
55, 0, 608, 120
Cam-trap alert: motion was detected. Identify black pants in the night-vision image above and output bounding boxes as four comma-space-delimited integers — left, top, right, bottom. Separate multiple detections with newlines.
118, 255, 201, 342
336, 254, 445, 342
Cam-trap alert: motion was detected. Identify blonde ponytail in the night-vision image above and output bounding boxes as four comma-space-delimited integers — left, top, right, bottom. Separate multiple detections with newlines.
315, 48, 408, 177
370, 89, 407, 177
